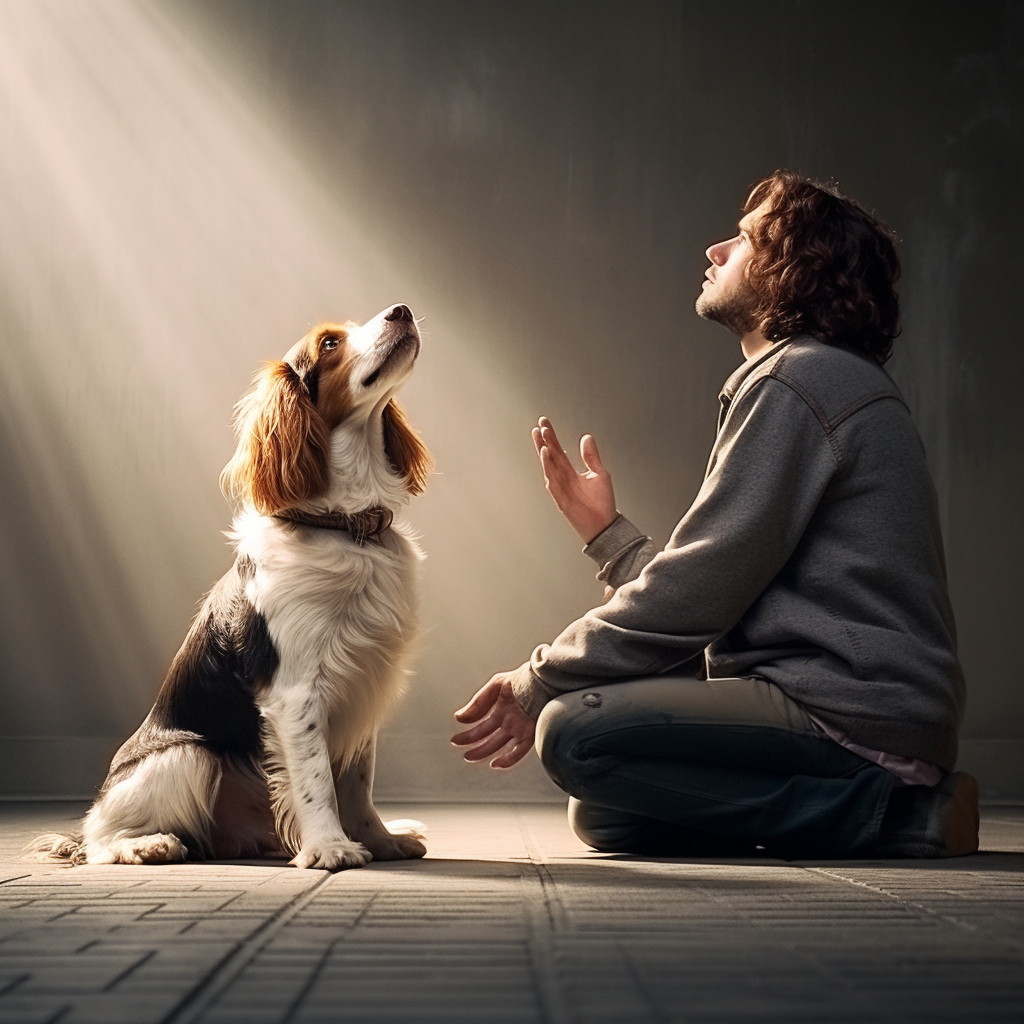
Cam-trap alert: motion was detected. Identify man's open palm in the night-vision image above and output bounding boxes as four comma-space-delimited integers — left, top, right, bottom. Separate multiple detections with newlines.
451, 675, 536, 770
532, 417, 617, 544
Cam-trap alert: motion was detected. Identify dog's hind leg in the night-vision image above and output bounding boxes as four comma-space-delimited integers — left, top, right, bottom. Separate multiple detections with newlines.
335, 737, 426, 861
210, 759, 285, 859
94, 833, 189, 866
80, 744, 220, 865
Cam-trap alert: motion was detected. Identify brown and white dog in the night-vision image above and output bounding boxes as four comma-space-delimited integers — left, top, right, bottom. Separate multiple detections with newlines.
28, 304, 431, 870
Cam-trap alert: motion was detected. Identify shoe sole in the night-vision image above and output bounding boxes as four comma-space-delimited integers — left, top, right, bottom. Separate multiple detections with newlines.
938, 772, 980, 857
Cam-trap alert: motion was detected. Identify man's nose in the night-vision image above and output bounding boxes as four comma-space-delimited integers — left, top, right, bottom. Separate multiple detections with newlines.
706, 239, 729, 265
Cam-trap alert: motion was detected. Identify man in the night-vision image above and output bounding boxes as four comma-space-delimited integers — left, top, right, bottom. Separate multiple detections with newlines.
451, 170, 977, 859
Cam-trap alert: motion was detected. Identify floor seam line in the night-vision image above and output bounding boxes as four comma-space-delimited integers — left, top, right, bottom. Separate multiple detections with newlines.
805, 866, 979, 933
280, 936, 340, 1024
159, 870, 333, 1024
103, 947, 157, 992
515, 804, 576, 1024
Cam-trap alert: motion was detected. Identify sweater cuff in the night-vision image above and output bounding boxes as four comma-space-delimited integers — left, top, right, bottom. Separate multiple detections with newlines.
509, 660, 559, 721
584, 513, 640, 561
583, 514, 652, 587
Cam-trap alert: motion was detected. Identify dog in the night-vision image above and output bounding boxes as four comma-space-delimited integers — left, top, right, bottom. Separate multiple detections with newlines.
27, 303, 431, 870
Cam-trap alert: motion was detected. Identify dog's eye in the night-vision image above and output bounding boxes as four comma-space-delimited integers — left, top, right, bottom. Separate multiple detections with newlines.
322, 337, 339, 351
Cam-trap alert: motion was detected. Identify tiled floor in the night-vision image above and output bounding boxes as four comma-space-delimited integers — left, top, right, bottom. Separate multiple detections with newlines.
0, 802, 1022, 1023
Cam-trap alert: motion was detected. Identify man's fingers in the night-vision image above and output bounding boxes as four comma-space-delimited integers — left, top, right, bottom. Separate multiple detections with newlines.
531, 426, 545, 459
580, 433, 606, 475
539, 444, 571, 486
537, 437, 570, 485
491, 739, 535, 770
452, 675, 537, 770
540, 448, 582, 505
539, 422, 569, 462
450, 711, 503, 747
540, 431, 578, 480
460, 729, 514, 763
537, 443, 552, 483
453, 680, 501, 723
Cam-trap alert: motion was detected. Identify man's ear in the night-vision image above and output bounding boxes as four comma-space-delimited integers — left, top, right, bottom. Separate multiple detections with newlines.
382, 399, 433, 496
220, 361, 330, 514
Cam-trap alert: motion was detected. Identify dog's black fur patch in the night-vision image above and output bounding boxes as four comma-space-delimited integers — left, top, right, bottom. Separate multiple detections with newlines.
154, 555, 277, 752
104, 557, 277, 788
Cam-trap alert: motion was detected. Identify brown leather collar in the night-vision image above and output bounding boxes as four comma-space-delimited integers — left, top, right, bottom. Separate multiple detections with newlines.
273, 506, 394, 546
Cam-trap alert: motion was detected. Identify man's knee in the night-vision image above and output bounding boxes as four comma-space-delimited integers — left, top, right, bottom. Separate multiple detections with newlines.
567, 797, 648, 852
535, 690, 607, 793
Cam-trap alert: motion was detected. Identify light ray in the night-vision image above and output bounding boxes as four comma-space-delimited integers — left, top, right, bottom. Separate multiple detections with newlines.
0, 0, 575, 800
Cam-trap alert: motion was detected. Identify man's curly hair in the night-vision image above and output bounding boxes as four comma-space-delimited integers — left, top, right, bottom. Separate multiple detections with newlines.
743, 170, 901, 364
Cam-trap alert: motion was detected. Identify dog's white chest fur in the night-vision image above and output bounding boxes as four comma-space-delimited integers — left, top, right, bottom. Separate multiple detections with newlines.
234, 510, 422, 758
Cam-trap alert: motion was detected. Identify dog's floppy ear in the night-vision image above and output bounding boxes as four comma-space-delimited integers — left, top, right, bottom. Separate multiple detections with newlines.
382, 399, 432, 496
220, 361, 330, 514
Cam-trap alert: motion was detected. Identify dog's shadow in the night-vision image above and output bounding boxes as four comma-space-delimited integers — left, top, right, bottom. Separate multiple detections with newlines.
208, 848, 1024, 881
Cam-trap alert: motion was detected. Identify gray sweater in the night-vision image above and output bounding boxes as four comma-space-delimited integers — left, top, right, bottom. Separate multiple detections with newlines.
511, 337, 966, 771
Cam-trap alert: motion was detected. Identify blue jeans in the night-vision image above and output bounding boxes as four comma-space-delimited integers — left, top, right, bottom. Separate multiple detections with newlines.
535, 674, 898, 858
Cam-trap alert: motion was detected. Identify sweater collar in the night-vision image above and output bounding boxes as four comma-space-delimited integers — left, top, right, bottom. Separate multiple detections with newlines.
719, 337, 797, 403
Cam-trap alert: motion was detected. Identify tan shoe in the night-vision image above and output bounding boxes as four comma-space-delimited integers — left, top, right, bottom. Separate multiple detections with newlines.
932, 771, 980, 857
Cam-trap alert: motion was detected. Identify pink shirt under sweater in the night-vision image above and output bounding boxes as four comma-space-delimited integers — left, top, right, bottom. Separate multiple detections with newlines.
808, 714, 943, 787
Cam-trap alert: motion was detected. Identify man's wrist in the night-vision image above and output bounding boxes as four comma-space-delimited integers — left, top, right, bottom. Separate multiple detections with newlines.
578, 511, 619, 545
509, 660, 557, 721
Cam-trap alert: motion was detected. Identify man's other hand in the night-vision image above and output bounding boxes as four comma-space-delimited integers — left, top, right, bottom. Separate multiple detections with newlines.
532, 416, 617, 544
451, 674, 536, 770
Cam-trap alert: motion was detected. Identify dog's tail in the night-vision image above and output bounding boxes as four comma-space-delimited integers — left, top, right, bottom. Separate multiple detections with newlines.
23, 832, 85, 865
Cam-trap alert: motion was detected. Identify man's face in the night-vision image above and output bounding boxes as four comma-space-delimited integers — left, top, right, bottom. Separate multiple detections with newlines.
695, 202, 768, 336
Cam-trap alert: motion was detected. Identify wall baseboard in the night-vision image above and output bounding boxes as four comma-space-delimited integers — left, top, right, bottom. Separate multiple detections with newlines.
0, 735, 1020, 804
0, 733, 568, 804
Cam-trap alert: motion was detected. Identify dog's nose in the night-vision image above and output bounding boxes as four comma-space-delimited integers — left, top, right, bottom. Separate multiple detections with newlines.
384, 304, 413, 323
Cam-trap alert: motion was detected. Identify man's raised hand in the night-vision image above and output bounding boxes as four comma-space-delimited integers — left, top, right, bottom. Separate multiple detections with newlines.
532, 416, 617, 544
451, 674, 536, 770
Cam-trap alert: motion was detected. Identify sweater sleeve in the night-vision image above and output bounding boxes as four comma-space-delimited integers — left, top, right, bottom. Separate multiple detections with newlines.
583, 514, 656, 588
511, 378, 839, 719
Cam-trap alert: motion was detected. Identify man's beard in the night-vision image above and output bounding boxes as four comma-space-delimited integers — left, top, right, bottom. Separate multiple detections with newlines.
695, 282, 760, 337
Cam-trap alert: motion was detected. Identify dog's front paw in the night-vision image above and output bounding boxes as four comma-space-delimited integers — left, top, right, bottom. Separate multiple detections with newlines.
365, 833, 427, 861
291, 839, 372, 871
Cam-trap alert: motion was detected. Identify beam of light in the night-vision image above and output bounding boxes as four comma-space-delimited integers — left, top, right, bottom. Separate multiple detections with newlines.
0, 0, 582, 797
0, 0, 395, 735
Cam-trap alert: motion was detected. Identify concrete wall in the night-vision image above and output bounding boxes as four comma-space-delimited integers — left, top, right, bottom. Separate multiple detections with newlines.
1, 0, 1021, 801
